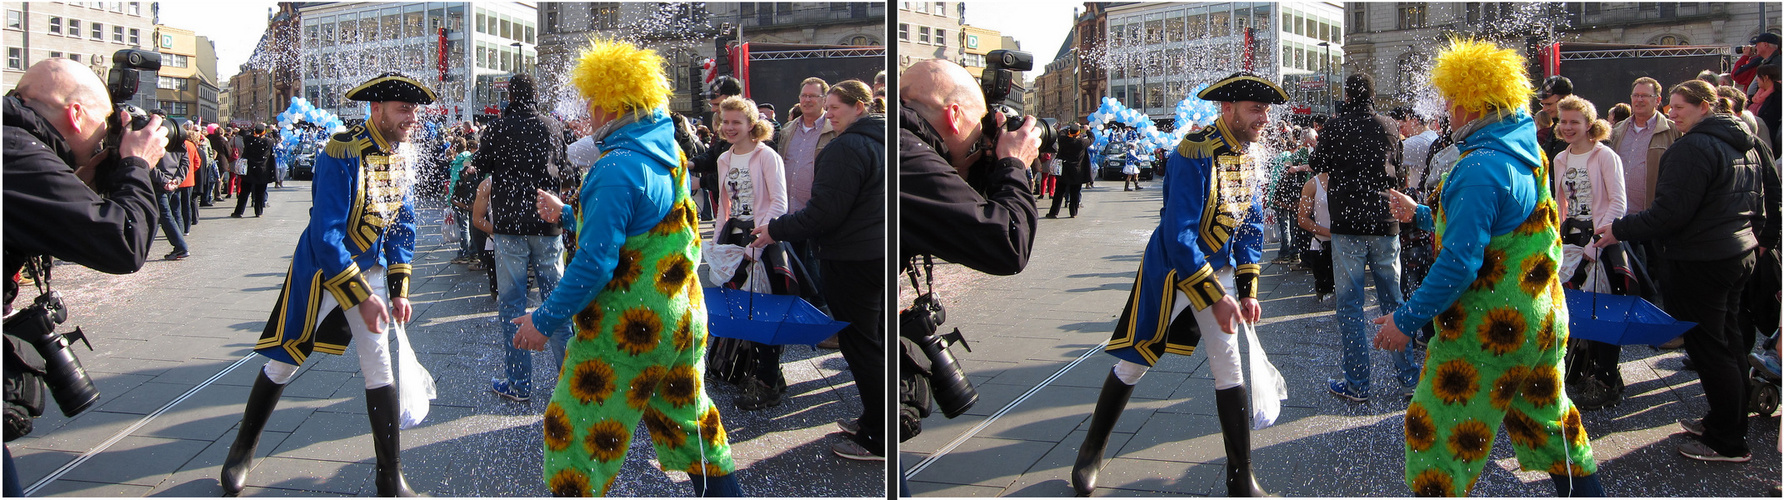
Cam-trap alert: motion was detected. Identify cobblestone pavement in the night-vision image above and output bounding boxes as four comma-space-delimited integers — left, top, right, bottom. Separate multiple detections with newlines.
7, 181, 885, 497
899, 179, 1781, 497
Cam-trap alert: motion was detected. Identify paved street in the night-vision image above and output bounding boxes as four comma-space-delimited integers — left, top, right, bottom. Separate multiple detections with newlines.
899, 178, 1783, 497
8, 181, 884, 497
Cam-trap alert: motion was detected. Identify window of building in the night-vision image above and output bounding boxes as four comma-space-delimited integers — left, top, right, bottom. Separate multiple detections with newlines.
113, 26, 123, 43
475, 12, 485, 34
68, 19, 80, 37
110, 2, 122, 13
49, 16, 61, 34
7, 47, 21, 69
918, 26, 929, 44
476, 45, 485, 67
898, 23, 908, 41
158, 75, 176, 89
934, 2, 946, 17
846, 35, 871, 45
91, 22, 102, 40
1348, 5, 1363, 34
68, 53, 78, 63
128, 2, 139, 16
936, 29, 946, 45
525, 26, 533, 44
128, 28, 138, 45
49, 51, 61, 58
500, 18, 511, 39
6, 10, 20, 30
1396, 3, 1425, 30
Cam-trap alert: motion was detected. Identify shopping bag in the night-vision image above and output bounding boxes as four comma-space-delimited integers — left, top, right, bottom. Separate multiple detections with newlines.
232, 159, 246, 176
1241, 320, 1286, 429
392, 323, 436, 429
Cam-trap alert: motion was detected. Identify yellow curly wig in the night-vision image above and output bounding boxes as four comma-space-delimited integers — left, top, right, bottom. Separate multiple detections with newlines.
1429, 37, 1533, 116
569, 37, 671, 117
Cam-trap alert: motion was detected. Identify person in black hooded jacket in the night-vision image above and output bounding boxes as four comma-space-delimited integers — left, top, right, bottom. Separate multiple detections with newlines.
1597, 80, 1780, 464
752, 80, 887, 462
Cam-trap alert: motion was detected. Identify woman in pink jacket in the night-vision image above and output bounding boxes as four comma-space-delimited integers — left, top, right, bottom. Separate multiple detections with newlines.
1552, 94, 1628, 410
708, 94, 792, 410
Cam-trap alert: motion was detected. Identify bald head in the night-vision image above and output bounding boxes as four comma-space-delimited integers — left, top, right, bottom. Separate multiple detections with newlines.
901, 59, 988, 170
16, 58, 110, 113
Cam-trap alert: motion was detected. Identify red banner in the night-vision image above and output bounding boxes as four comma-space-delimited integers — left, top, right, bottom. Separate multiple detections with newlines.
438, 28, 449, 83
735, 42, 751, 98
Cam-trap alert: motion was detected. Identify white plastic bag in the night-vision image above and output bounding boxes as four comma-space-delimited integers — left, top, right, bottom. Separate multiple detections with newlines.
392, 323, 436, 429
232, 158, 247, 176
1241, 320, 1287, 429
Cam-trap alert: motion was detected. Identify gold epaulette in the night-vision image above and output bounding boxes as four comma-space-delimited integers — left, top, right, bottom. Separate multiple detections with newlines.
324, 126, 366, 159
1175, 125, 1224, 160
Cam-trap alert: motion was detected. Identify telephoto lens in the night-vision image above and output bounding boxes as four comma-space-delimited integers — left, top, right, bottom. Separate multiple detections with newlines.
7, 292, 100, 418
914, 328, 978, 418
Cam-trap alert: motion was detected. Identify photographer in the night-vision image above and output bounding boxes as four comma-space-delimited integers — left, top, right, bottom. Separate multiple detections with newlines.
3, 58, 166, 497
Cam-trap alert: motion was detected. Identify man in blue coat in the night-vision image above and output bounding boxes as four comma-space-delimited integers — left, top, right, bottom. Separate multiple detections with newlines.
1073, 72, 1282, 497
220, 72, 432, 497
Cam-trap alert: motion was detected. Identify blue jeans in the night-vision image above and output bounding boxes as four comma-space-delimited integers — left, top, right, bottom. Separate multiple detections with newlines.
453, 207, 472, 258
156, 191, 188, 253
1330, 233, 1417, 395
493, 234, 569, 395
1275, 216, 1297, 259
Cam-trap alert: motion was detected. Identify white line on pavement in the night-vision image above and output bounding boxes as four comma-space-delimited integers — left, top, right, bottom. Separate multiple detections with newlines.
23, 354, 256, 496
904, 340, 1110, 479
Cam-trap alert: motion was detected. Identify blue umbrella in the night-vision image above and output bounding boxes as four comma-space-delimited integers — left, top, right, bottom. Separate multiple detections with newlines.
1563, 289, 1696, 346
703, 287, 847, 345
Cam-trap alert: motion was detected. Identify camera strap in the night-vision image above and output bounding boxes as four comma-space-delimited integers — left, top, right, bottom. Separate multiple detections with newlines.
25, 256, 51, 298
905, 255, 934, 298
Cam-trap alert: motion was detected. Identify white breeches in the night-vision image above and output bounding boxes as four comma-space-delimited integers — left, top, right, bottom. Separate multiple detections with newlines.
1113, 269, 1243, 390
263, 266, 395, 389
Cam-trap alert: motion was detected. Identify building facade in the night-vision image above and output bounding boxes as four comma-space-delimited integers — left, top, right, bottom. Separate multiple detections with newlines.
704, 2, 884, 47
1344, 2, 1779, 110
1034, 20, 1080, 125
1101, 1, 1342, 122
2, 1, 158, 95
896, 1, 963, 73
217, 85, 231, 122
1076, 3, 1108, 125
228, 66, 278, 125
960, 24, 1004, 79
150, 25, 219, 122
298, 2, 534, 122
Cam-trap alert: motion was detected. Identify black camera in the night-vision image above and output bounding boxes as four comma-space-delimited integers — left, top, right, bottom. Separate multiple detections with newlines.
900, 293, 978, 419
980, 49, 1058, 155
4, 291, 100, 441
103, 49, 184, 155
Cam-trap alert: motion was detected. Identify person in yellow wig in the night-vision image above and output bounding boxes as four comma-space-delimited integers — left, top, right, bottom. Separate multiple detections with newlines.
1376, 38, 1603, 496
510, 38, 742, 496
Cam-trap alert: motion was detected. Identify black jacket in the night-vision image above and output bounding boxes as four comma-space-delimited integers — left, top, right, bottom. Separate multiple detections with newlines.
767, 114, 885, 261
2, 96, 157, 305
1310, 99, 1402, 236
1054, 133, 1092, 185
153, 148, 188, 192
898, 106, 1036, 275
1613, 114, 1779, 261
241, 133, 276, 183
477, 100, 568, 236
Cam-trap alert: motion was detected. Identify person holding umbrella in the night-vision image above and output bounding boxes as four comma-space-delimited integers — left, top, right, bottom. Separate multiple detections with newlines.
509, 38, 741, 496
1378, 38, 1602, 496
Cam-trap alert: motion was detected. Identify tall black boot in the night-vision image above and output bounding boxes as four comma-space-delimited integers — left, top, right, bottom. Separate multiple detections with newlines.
220, 371, 287, 496
1215, 387, 1267, 497
1072, 370, 1135, 496
365, 385, 418, 497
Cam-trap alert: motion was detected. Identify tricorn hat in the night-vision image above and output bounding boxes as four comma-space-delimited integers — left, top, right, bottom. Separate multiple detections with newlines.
1198, 72, 1289, 104
345, 72, 437, 104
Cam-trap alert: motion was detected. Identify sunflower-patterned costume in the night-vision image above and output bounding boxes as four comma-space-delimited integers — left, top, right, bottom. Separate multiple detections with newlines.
1391, 39, 1598, 497
522, 39, 736, 497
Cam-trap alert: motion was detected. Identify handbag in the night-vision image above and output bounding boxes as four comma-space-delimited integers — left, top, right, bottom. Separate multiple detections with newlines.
392, 323, 435, 429
232, 158, 247, 176
1560, 218, 1594, 247
1048, 158, 1063, 176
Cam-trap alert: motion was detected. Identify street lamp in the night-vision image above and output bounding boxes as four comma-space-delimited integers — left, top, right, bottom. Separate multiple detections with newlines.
511, 41, 528, 76
1317, 41, 1332, 113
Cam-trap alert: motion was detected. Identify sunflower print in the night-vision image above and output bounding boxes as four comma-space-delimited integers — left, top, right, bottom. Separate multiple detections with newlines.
1561, 406, 1587, 446
1411, 468, 1453, 497
642, 406, 687, 449
1535, 313, 1557, 351
548, 467, 592, 497
699, 405, 727, 446
1488, 365, 1530, 411
626, 365, 666, 410
1471, 248, 1508, 291
687, 462, 730, 477
585, 419, 630, 463
1432, 359, 1480, 405
1502, 407, 1549, 450
1516, 199, 1557, 236
568, 358, 618, 405
544, 403, 574, 452
673, 310, 695, 351
662, 364, 701, 408
1522, 365, 1562, 408
1436, 303, 1468, 341
573, 305, 604, 341
655, 253, 693, 298
613, 307, 663, 356
1477, 307, 1526, 356
652, 203, 690, 236
1447, 418, 1493, 463
1406, 402, 1437, 452
605, 247, 643, 292
1547, 460, 1590, 478
1518, 253, 1556, 298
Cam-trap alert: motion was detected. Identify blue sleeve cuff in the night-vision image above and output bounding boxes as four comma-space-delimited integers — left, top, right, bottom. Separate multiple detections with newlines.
1415, 204, 1434, 231
533, 184, 635, 337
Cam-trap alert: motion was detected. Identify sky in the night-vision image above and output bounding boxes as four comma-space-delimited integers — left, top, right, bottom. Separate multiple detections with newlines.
961, 1, 1081, 74
154, 0, 282, 83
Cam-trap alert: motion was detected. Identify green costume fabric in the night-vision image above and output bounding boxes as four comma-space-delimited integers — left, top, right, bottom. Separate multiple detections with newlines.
541, 163, 735, 497
1404, 152, 1596, 497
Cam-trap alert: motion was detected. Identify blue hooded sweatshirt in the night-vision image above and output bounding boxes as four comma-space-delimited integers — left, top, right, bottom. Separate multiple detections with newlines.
1394, 110, 1544, 334
530, 109, 680, 336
